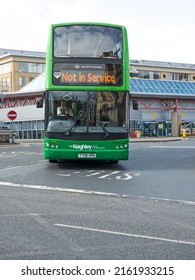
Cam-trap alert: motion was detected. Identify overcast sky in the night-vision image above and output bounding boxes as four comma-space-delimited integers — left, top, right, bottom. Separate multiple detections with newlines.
1, 0, 195, 64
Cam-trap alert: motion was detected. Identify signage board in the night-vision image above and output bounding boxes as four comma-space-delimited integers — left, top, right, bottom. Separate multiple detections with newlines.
7, 110, 17, 120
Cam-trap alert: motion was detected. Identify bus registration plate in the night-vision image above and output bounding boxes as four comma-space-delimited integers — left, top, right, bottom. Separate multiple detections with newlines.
78, 153, 96, 158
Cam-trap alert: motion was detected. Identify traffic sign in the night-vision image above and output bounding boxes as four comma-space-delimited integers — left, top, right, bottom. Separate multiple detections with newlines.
7, 110, 17, 120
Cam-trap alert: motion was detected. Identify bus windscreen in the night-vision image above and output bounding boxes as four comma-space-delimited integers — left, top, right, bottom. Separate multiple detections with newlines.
54, 25, 122, 58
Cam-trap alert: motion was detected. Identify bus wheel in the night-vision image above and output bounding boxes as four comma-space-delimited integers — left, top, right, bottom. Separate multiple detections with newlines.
49, 159, 57, 163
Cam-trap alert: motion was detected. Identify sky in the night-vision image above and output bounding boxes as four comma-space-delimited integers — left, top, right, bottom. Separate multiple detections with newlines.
1, 0, 195, 64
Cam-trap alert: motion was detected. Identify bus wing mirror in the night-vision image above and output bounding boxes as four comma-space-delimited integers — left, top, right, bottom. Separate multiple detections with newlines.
36, 97, 43, 108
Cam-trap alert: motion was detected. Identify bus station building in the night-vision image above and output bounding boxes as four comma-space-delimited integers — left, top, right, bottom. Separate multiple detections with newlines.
0, 49, 195, 139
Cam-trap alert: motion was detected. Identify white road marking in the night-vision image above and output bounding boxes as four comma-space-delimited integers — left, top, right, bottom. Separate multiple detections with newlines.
56, 171, 82, 177
0, 213, 39, 217
0, 160, 45, 172
0, 180, 195, 206
98, 171, 120, 178
0, 155, 16, 158
86, 170, 105, 177
0, 181, 126, 197
56, 173, 72, 177
0, 166, 21, 171
56, 170, 139, 180
55, 224, 195, 246
116, 172, 133, 180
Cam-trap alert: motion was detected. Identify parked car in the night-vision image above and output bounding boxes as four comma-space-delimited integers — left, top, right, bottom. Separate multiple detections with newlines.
180, 121, 195, 136
185, 122, 195, 136
0, 122, 10, 130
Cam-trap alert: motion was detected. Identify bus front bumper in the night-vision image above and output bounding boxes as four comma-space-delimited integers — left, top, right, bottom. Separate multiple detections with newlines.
44, 138, 129, 161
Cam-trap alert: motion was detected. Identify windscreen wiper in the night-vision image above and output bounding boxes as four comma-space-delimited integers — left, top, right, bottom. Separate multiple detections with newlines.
101, 123, 109, 137
65, 110, 84, 136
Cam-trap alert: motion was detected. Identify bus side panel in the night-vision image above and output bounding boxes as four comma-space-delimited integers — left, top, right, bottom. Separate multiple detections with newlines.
44, 138, 129, 161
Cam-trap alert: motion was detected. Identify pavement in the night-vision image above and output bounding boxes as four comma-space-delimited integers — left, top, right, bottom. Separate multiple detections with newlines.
129, 136, 186, 142
15, 137, 186, 143
0, 136, 188, 145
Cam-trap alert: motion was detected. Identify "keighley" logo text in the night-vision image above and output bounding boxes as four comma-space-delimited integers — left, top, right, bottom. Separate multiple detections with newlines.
72, 144, 92, 150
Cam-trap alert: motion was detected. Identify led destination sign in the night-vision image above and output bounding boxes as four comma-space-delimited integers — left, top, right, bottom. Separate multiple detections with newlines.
53, 63, 122, 86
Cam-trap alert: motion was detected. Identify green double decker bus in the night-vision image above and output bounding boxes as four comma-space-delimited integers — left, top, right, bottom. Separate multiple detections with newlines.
40, 22, 130, 163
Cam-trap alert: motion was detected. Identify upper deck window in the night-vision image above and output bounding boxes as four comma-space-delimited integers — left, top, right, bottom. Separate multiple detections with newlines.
54, 25, 122, 59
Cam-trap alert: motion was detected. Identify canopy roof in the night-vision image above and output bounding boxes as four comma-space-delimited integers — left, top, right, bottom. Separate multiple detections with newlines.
11, 74, 195, 99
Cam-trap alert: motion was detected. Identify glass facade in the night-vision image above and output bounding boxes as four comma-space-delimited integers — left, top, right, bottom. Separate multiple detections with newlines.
130, 120, 172, 137
18, 62, 45, 73
137, 70, 190, 82
138, 71, 160, 79
4, 120, 44, 139
166, 73, 189, 81
131, 78, 195, 96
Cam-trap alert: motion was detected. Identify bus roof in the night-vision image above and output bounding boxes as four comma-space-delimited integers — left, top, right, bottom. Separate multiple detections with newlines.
50, 22, 127, 30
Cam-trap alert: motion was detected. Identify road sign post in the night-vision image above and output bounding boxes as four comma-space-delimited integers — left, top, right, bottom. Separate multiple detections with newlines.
7, 110, 17, 143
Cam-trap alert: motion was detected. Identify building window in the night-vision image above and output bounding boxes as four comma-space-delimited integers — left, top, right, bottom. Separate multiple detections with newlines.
29, 77, 34, 82
166, 73, 189, 81
18, 62, 45, 73
19, 76, 25, 86
0, 78, 9, 92
0, 63, 11, 74
6, 77, 10, 87
178, 73, 189, 81
138, 71, 160, 79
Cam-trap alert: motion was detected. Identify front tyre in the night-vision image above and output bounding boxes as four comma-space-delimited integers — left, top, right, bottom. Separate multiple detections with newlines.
49, 159, 57, 163
109, 160, 118, 164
